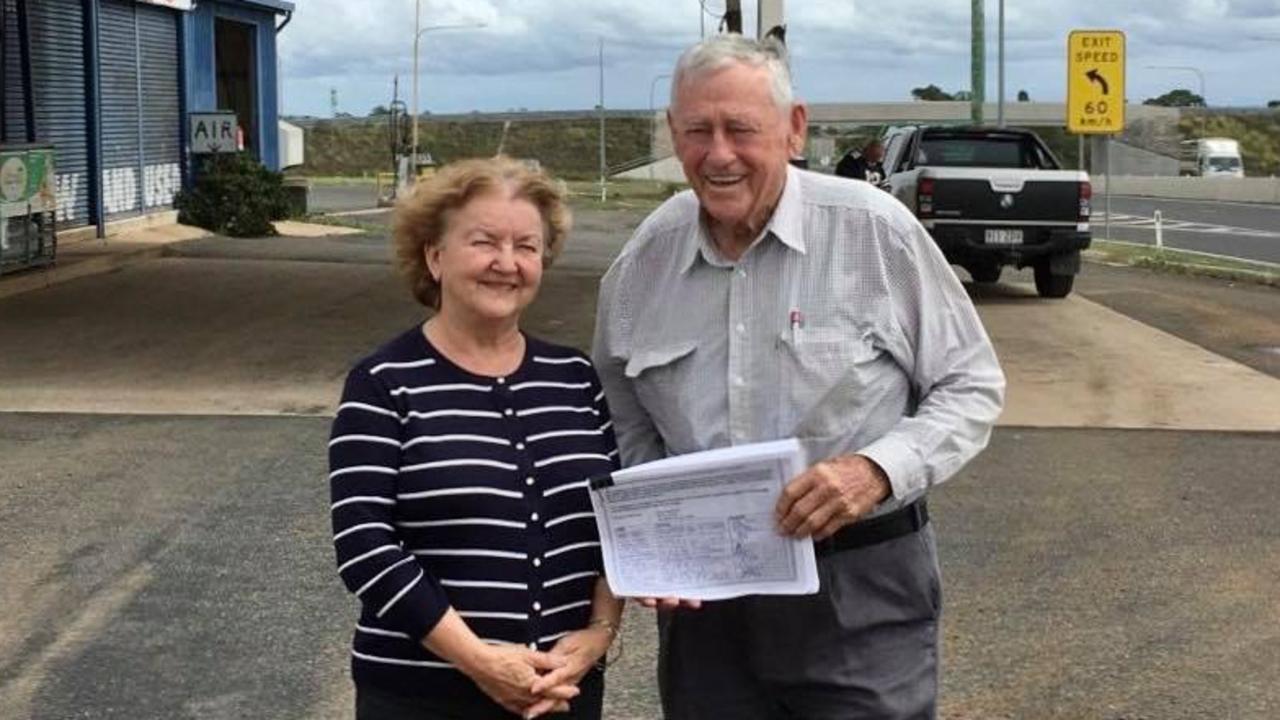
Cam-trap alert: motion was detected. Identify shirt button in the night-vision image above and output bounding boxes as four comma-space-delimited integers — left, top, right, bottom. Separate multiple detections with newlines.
516, 442, 526, 450
733, 376, 745, 387
528, 642, 537, 649
533, 601, 542, 611
531, 512, 540, 521
504, 408, 514, 417
496, 377, 506, 385
735, 323, 746, 334
526, 476, 535, 486
738, 269, 747, 278
533, 557, 542, 567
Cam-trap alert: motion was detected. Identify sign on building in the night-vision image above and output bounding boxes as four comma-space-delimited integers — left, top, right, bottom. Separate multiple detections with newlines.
1067, 30, 1126, 134
189, 113, 239, 154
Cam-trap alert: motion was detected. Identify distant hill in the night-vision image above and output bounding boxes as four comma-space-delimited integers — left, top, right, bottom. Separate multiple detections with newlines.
291, 115, 653, 179
290, 108, 1280, 179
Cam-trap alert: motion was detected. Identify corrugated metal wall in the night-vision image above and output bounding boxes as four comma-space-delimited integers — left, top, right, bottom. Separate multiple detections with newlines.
137, 5, 180, 210
28, 0, 90, 227
98, 0, 180, 220
98, 1, 142, 219
2, 0, 30, 142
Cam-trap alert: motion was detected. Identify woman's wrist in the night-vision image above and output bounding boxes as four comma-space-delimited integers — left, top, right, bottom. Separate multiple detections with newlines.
586, 616, 619, 639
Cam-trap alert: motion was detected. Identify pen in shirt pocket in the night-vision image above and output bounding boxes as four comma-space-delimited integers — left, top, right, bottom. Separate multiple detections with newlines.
789, 308, 804, 344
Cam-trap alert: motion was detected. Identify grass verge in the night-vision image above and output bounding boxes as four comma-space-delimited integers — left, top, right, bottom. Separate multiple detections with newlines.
1086, 239, 1279, 288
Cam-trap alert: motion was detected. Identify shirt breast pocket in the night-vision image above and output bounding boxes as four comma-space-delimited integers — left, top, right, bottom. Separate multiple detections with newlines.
778, 328, 882, 437
624, 341, 699, 449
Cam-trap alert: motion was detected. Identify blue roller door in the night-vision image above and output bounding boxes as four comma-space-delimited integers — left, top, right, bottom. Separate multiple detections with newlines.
98, 0, 181, 220
2, 0, 31, 142
137, 5, 181, 210
26, 0, 90, 228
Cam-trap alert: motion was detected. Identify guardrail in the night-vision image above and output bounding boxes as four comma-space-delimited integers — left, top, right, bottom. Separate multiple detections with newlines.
1092, 176, 1280, 205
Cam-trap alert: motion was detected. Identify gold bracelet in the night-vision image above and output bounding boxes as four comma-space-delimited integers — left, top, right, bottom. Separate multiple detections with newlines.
587, 617, 618, 638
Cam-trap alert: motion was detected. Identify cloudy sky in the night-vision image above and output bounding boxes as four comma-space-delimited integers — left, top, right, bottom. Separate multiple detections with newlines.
278, 0, 1280, 118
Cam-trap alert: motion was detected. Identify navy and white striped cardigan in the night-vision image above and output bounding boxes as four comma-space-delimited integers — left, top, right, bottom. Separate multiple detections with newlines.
329, 327, 619, 700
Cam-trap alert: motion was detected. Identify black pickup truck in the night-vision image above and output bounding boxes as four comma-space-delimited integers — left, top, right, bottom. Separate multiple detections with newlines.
880, 126, 1092, 298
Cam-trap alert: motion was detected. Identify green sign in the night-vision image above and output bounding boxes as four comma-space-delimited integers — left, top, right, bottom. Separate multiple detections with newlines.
0, 147, 56, 212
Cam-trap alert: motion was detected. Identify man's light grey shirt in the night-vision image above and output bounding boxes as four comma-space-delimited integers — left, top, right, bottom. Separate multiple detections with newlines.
591, 166, 1006, 511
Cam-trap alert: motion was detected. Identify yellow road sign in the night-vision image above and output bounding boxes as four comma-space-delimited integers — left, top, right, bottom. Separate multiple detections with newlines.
1067, 30, 1125, 134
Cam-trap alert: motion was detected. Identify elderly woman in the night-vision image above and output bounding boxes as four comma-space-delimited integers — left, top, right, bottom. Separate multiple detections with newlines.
329, 157, 622, 720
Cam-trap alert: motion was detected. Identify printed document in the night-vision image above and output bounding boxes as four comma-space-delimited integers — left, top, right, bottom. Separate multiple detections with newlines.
588, 439, 819, 600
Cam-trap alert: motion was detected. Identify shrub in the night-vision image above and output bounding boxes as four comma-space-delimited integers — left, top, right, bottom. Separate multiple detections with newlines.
176, 153, 291, 237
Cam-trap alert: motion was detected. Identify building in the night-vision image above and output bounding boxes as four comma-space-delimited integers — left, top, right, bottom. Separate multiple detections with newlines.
1, 0, 294, 237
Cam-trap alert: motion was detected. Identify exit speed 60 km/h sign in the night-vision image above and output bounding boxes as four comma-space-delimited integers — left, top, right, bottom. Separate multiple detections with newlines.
1067, 30, 1126, 135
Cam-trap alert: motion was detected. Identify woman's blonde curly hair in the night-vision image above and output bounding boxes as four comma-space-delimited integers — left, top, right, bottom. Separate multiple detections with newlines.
392, 156, 571, 308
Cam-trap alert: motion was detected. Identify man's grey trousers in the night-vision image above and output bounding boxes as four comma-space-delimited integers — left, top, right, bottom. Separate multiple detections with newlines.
658, 525, 942, 720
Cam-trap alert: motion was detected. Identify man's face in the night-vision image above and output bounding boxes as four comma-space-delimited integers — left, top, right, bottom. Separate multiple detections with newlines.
668, 63, 807, 240
865, 143, 885, 163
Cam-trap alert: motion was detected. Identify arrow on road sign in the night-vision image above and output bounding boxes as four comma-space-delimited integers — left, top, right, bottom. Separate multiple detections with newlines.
1086, 69, 1110, 95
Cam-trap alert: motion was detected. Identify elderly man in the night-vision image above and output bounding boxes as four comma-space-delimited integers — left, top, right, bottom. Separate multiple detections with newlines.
591, 34, 1004, 720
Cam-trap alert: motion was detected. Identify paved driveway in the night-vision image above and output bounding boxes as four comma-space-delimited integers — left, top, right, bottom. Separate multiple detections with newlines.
1, 207, 1277, 718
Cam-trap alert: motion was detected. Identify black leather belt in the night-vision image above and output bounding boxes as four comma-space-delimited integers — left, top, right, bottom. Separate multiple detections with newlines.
814, 500, 929, 557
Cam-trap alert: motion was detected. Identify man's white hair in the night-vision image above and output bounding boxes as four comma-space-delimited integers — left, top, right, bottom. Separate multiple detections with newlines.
670, 34, 793, 111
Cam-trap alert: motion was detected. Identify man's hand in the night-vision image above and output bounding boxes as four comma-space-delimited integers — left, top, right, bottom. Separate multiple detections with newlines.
775, 454, 892, 540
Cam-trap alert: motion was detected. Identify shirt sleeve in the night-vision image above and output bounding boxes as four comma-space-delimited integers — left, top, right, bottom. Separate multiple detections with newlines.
329, 365, 451, 642
856, 217, 1007, 503
591, 256, 668, 468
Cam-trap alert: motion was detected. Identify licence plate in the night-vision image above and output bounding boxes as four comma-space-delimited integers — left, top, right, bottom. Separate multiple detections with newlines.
985, 228, 1023, 245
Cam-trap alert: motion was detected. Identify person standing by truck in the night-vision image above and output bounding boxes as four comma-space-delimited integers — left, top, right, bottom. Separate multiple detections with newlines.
835, 138, 886, 183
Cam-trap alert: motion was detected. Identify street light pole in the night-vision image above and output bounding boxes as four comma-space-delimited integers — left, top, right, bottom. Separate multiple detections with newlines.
411, 5, 486, 174
648, 73, 672, 179
598, 37, 607, 201
997, 0, 1005, 127
971, 0, 985, 125
1145, 64, 1207, 135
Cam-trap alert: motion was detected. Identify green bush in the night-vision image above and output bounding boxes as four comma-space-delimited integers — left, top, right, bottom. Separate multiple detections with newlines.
176, 153, 291, 237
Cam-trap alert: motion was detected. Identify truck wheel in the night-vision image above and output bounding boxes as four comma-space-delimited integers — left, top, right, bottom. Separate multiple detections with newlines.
968, 264, 1002, 283
1034, 263, 1075, 298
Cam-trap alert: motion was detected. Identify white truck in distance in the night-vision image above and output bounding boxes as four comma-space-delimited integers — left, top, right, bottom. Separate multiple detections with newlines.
1179, 138, 1244, 178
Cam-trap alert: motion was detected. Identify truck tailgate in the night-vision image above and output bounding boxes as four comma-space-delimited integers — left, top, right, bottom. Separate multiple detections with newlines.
925, 169, 1085, 223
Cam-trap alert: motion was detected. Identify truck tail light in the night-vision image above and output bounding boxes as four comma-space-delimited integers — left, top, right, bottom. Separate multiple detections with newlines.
918, 177, 935, 218
1079, 181, 1092, 222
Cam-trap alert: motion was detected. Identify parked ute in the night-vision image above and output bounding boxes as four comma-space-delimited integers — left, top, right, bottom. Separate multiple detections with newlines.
879, 126, 1092, 298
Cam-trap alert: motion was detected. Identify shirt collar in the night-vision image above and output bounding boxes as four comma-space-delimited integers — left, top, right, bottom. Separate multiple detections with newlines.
680, 165, 807, 274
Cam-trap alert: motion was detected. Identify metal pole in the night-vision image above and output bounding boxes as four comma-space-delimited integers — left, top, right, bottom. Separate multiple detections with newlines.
725, 0, 743, 33
648, 73, 671, 180
758, 0, 785, 42
411, 0, 420, 170
1077, 134, 1084, 171
1154, 209, 1163, 251
971, 0, 985, 125
997, 0, 1005, 127
699, 0, 705, 38
1105, 136, 1112, 242
598, 38, 607, 202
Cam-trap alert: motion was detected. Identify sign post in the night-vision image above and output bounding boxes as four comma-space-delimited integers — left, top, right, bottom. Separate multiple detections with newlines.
1067, 29, 1125, 242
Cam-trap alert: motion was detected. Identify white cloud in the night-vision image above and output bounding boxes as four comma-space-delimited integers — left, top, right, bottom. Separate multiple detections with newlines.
278, 0, 1280, 116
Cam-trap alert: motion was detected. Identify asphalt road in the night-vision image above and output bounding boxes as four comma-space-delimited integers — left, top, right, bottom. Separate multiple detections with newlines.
1098, 195, 1280, 265
1, 204, 1278, 719
304, 183, 1280, 266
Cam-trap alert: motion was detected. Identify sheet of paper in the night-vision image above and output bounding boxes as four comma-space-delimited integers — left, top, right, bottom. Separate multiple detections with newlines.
589, 438, 819, 600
